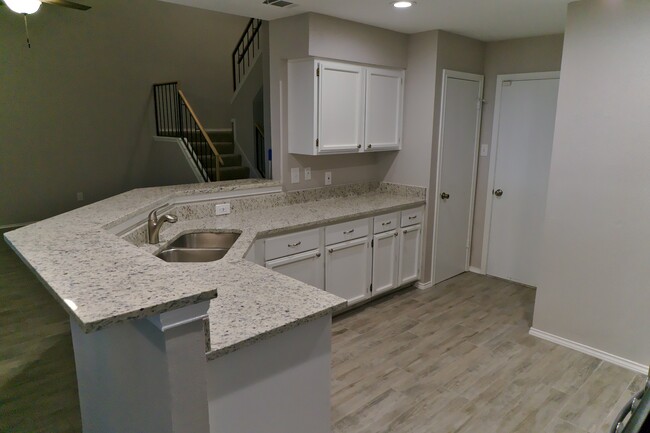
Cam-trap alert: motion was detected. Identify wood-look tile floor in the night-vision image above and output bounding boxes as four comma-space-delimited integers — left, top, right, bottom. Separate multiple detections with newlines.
0, 230, 643, 432
331, 272, 645, 433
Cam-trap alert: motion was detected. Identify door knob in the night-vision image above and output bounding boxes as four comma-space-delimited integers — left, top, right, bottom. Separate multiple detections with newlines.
440, 192, 450, 200
494, 189, 504, 197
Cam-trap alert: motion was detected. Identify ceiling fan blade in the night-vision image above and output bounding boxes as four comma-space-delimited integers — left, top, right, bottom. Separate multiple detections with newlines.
41, 0, 91, 10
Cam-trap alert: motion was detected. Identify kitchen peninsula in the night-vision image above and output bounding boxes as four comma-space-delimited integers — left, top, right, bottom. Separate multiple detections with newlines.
4, 179, 425, 433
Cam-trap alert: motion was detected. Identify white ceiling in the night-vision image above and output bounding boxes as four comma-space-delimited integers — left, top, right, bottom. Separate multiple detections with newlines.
160, 0, 571, 41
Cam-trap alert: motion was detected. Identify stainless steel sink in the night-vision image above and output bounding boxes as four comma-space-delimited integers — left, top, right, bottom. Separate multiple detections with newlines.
156, 232, 240, 263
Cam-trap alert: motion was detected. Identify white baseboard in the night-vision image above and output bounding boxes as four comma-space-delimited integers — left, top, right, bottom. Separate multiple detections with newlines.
415, 280, 433, 290
468, 266, 484, 274
529, 327, 648, 374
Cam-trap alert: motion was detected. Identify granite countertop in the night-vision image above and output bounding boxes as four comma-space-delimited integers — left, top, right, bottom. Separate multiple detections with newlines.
4, 179, 425, 359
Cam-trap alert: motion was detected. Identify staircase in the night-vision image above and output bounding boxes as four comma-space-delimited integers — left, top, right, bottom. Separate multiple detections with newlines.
205, 130, 250, 180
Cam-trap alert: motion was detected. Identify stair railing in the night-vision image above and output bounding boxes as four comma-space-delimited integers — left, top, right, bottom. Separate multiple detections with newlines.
153, 82, 224, 182
232, 18, 263, 92
254, 123, 266, 178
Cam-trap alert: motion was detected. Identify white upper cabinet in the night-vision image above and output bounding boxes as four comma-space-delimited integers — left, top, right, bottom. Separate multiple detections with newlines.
318, 61, 366, 154
288, 58, 404, 156
364, 68, 404, 152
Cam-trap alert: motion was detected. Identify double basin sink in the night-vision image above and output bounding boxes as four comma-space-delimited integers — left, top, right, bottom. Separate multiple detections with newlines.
156, 232, 240, 263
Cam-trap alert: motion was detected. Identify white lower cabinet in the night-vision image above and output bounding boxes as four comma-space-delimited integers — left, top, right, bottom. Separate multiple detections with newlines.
372, 229, 399, 295
398, 224, 422, 286
265, 249, 325, 290
325, 237, 372, 306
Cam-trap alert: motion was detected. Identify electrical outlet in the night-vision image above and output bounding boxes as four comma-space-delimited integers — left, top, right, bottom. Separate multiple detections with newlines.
304, 167, 311, 181
76, 192, 84, 201
291, 167, 300, 184
215, 203, 231, 215
480, 144, 489, 157
324, 171, 332, 186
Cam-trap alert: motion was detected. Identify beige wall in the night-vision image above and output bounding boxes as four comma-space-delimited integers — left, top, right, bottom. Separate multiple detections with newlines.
469, 34, 564, 268
269, 13, 408, 192
0, 0, 247, 225
532, 0, 650, 366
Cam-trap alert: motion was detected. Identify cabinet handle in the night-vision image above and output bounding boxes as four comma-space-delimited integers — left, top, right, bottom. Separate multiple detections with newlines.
328, 248, 334, 254
343, 229, 355, 235
394, 232, 398, 237
408, 215, 417, 220
315, 252, 321, 258
357, 144, 362, 149
382, 221, 392, 226
368, 144, 372, 149
288, 241, 302, 247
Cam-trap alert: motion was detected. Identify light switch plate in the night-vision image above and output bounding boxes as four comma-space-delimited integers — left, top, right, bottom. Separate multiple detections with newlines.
215, 203, 231, 215
304, 167, 311, 181
291, 167, 300, 184
480, 144, 489, 157
324, 171, 332, 185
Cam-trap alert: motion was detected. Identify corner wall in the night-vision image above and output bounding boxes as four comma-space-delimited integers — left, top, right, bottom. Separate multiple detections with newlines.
532, 0, 650, 367
0, 0, 248, 226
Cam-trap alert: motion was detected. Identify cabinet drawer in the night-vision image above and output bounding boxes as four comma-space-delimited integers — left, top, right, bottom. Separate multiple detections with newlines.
325, 218, 370, 245
265, 228, 320, 261
401, 207, 424, 227
373, 212, 399, 234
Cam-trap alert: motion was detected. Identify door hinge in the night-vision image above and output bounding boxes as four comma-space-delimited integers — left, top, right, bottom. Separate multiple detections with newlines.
370, 283, 373, 292
316, 138, 319, 147
371, 239, 374, 248
316, 67, 320, 77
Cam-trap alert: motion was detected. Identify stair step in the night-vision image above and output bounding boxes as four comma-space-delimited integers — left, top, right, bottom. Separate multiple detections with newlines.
220, 154, 242, 167
208, 130, 233, 143
206, 166, 250, 181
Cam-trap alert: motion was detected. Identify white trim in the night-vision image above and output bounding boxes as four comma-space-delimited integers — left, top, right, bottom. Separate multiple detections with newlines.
229, 119, 263, 179
480, 71, 561, 274
414, 280, 433, 290
431, 70, 484, 285
529, 328, 648, 374
468, 266, 484, 274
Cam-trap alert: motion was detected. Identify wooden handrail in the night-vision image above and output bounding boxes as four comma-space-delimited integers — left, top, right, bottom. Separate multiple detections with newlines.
177, 89, 225, 168
255, 123, 264, 137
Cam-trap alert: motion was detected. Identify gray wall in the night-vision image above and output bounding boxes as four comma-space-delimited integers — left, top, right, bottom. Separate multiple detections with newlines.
0, 0, 248, 225
469, 34, 564, 268
269, 13, 408, 192
532, 0, 650, 366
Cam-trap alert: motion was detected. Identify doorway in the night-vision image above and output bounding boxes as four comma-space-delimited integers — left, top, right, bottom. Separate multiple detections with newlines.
481, 72, 560, 287
432, 70, 484, 285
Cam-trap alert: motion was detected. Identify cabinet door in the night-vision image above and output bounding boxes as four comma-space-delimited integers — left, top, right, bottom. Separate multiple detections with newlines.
266, 249, 324, 290
372, 230, 399, 296
325, 237, 371, 305
317, 61, 365, 154
398, 224, 422, 285
364, 68, 404, 151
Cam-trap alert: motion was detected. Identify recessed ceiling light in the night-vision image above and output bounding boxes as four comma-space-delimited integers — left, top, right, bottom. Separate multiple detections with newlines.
393, 1, 414, 8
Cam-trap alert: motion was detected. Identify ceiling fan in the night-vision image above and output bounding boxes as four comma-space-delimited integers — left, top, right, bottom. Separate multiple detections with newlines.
1, 0, 91, 47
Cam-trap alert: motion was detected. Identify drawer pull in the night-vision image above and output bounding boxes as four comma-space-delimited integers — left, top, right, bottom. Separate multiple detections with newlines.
315, 252, 321, 258
408, 215, 417, 220
288, 241, 302, 247
382, 221, 392, 226
343, 229, 355, 235
328, 248, 334, 254
394, 232, 398, 237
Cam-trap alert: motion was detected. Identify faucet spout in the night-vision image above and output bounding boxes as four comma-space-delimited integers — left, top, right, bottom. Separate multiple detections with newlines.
147, 208, 178, 244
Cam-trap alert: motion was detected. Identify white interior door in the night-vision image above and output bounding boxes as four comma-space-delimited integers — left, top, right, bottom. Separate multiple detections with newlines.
486, 74, 560, 286
433, 71, 483, 284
